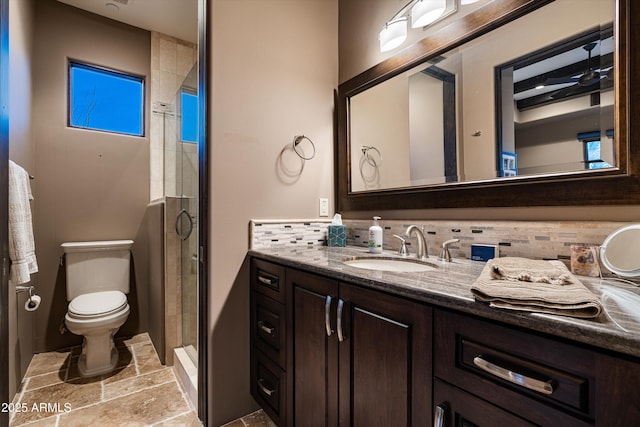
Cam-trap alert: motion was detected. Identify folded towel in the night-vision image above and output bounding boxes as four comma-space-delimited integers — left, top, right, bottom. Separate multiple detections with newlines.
471, 259, 602, 318
489, 256, 572, 285
8, 160, 38, 284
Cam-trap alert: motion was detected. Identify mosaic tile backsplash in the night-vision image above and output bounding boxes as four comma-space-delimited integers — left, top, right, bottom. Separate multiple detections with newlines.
250, 220, 331, 249
250, 219, 631, 263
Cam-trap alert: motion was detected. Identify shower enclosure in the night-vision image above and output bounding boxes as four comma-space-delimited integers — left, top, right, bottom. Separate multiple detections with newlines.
164, 63, 199, 367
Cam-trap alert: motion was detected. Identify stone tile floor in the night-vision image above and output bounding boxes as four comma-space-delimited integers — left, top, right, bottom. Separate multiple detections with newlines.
9, 333, 202, 426
221, 410, 276, 427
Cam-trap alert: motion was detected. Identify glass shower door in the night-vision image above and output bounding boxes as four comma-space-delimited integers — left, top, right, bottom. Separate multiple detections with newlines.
169, 64, 199, 366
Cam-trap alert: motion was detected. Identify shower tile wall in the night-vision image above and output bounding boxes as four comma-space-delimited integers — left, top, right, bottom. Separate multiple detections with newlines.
163, 197, 184, 366
150, 31, 197, 201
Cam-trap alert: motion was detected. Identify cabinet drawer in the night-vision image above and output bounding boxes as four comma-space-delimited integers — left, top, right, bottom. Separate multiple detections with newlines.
252, 291, 286, 368
434, 309, 594, 426
251, 350, 286, 426
251, 259, 286, 303
434, 379, 535, 427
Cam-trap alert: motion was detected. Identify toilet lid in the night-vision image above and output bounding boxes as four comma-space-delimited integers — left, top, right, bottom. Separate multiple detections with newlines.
68, 291, 127, 317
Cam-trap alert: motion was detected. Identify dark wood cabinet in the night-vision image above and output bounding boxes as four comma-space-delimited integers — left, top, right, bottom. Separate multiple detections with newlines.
250, 257, 640, 427
250, 259, 287, 425
287, 268, 339, 427
251, 260, 432, 427
433, 379, 535, 427
434, 308, 640, 426
337, 283, 432, 426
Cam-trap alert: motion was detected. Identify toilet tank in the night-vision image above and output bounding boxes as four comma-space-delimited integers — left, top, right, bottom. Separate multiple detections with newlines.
62, 240, 133, 301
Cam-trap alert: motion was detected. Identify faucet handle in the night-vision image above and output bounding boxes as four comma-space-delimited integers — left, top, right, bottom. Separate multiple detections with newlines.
438, 239, 460, 262
393, 234, 409, 256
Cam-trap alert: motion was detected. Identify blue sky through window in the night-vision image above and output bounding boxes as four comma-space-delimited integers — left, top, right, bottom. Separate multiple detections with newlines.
69, 62, 144, 136
181, 91, 198, 143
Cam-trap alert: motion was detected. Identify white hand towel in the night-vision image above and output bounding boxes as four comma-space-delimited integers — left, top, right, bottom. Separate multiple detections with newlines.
8, 160, 38, 284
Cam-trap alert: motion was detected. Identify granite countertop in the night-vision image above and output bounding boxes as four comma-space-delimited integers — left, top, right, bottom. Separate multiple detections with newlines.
248, 245, 640, 359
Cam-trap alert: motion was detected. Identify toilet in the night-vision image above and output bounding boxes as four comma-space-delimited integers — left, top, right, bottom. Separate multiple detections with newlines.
62, 240, 133, 377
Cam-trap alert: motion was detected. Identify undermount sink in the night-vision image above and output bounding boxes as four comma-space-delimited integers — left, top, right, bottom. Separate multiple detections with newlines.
343, 257, 437, 272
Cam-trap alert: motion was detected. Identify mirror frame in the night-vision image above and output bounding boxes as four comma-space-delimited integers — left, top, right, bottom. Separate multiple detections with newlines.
337, 0, 639, 211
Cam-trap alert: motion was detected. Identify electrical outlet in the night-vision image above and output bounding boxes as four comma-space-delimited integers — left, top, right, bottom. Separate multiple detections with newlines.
319, 198, 329, 217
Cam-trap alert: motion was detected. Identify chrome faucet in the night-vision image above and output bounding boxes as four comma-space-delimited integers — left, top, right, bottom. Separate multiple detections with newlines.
405, 225, 428, 261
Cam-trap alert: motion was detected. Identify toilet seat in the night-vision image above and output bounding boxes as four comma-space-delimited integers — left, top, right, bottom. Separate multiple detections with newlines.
68, 290, 128, 318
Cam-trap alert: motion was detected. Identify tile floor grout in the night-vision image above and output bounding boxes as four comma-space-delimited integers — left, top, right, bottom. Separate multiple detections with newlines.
12, 333, 278, 426
10, 333, 202, 427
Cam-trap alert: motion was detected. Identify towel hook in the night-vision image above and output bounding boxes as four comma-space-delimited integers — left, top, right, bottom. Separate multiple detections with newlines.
292, 135, 316, 160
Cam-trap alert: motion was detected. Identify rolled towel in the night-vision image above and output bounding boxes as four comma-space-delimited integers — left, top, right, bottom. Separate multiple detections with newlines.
472, 259, 602, 318
489, 256, 571, 286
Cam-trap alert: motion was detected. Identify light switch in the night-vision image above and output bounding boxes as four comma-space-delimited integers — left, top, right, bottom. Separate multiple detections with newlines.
319, 198, 329, 217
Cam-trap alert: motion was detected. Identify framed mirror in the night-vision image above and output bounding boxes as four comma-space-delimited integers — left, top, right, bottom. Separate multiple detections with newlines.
337, 0, 640, 211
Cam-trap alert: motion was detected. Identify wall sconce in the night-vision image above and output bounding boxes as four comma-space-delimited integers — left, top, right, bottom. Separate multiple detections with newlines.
378, 0, 459, 53
379, 17, 408, 52
411, 0, 446, 28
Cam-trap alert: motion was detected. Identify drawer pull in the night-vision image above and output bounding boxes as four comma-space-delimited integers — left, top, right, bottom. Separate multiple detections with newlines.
337, 299, 345, 342
258, 378, 275, 397
258, 320, 275, 336
473, 356, 554, 395
325, 295, 334, 337
433, 404, 446, 427
258, 276, 274, 285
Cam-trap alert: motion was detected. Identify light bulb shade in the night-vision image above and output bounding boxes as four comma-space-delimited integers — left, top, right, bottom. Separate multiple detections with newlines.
379, 18, 407, 52
460, 0, 480, 4
411, 0, 446, 28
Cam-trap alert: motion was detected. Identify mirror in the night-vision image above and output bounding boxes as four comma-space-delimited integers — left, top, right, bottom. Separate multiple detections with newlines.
337, 0, 640, 210
600, 224, 640, 277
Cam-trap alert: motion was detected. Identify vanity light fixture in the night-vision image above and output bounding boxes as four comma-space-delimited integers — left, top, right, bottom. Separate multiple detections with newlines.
379, 17, 408, 53
379, 0, 457, 53
411, 0, 446, 28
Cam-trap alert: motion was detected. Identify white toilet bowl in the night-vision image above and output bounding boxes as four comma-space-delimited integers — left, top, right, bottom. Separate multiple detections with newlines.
65, 290, 130, 377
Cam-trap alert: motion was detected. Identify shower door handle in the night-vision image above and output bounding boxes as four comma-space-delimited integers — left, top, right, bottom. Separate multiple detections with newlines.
175, 209, 194, 241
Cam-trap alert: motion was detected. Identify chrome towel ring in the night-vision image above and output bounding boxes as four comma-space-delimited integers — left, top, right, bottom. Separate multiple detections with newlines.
361, 145, 383, 167
292, 135, 316, 160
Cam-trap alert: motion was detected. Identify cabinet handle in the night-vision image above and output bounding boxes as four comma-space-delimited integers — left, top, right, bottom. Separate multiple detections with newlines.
257, 320, 275, 336
325, 295, 334, 337
258, 378, 275, 397
258, 276, 273, 285
433, 404, 446, 427
473, 356, 554, 395
337, 299, 345, 342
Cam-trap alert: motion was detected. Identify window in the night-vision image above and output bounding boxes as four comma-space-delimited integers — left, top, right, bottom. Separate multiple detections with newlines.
69, 62, 144, 136
180, 90, 198, 143
578, 130, 613, 170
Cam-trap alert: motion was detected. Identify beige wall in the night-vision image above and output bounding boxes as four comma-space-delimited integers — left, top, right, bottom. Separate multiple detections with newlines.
208, 0, 338, 424
350, 74, 410, 191
8, 0, 35, 399
31, 0, 151, 352
338, 0, 640, 220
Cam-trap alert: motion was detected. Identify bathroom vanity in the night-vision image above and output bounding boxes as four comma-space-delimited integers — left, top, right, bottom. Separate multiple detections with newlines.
248, 247, 640, 426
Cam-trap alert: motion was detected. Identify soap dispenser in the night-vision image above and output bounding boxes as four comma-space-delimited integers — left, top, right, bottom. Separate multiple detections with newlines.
368, 216, 383, 253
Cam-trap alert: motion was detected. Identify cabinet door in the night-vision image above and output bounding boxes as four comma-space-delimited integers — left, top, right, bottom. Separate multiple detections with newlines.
338, 284, 432, 427
433, 379, 535, 427
287, 269, 339, 427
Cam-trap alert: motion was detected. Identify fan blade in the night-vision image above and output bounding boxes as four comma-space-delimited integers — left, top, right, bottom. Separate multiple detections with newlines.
549, 84, 585, 99
543, 77, 579, 86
